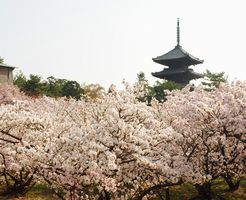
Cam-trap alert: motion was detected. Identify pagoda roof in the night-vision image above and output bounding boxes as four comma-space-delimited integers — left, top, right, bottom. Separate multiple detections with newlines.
151, 68, 203, 84
152, 45, 203, 67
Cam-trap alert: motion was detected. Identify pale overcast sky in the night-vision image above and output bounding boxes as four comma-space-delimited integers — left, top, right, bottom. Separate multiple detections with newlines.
1, 0, 246, 89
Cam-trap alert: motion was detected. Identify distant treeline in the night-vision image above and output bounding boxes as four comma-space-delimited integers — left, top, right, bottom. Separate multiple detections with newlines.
14, 72, 105, 100
13, 69, 227, 102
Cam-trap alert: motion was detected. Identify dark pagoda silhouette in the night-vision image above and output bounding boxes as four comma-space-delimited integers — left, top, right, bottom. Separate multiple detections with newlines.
152, 19, 203, 85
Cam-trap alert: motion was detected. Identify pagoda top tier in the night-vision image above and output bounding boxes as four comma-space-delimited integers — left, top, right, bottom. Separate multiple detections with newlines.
152, 45, 203, 67
152, 18, 203, 67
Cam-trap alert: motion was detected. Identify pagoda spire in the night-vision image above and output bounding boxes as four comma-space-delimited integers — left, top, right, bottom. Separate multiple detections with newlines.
177, 18, 180, 46
152, 18, 204, 85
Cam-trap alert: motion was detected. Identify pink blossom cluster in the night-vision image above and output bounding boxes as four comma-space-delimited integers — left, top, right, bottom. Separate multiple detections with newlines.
0, 84, 30, 105
0, 81, 245, 199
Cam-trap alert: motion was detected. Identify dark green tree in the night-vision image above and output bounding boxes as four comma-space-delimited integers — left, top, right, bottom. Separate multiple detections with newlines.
61, 80, 83, 100
43, 76, 64, 98
22, 74, 44, 97
14, 73, 44, 97
14, 73, 85, 100
202, 69, 228, 88
13, 71, 27, 89
137, 71, 147, 82
148, 80, 182, 102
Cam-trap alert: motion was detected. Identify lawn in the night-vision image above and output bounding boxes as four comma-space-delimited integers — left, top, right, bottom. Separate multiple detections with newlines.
0, 178, 245, 200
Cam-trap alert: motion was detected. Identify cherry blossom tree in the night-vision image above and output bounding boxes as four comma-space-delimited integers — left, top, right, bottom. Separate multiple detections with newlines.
0, 100, 48, 196
0, 97, 117, 199
0, 83, 180, 199
154, 82, 246, 199
66, 83, 190, 199
47, 84, 172, 199
0, 81, 245, 200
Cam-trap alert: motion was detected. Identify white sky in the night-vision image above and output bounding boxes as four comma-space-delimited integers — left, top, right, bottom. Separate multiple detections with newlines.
1, 0, 246, 89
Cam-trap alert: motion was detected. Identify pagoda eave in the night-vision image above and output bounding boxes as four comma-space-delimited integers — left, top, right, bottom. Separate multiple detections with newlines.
152, 45, 203, 67
151, 69, 203, 84
152, 56, 203, 67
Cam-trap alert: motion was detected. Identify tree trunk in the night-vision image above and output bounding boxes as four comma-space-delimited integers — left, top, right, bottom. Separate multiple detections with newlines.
0, 175, 35, 197
193, 182, 213, 200
137, 181, 182, 200
222, 175, 240, 192
165, 188, 170, 200
98, 190, 110, 200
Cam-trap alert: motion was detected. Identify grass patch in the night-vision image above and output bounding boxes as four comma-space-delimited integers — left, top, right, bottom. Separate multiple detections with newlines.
0, 178, 245, 199
149, 178, 246, 200
211, 178, 246, 200
168, 183, 197, 200
24, 184, 58, 200
0, 184, 59, 200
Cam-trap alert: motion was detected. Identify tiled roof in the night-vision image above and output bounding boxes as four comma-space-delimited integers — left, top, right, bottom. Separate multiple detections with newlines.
152, 45, 203, 67
151, 68, 203, 84
0, 63, 15, 69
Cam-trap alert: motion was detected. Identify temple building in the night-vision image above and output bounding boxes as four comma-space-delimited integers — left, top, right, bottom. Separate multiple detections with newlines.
0, 63, 15, 84
152, 19, 203, 85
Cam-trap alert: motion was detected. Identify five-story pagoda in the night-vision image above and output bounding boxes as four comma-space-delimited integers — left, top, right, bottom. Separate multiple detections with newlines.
152, 19, 203, 85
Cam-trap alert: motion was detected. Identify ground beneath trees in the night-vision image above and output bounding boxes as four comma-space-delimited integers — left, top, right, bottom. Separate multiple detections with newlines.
1, 178, 245, 200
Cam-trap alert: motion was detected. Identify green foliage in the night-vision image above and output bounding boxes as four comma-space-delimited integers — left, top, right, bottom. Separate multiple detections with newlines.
136, 69, 228, 104
202, 69, 228, 88
22, 74, 43, 97
136, 72, 183, 103
43, 76, 65, 98
149, 80, 182, 102
13, 71, 27, 88
13, 73, 85, 100
0, 57, 4, 64
14, 73, 57, 97
137, 71, 147, 82
61, 80, 83, 100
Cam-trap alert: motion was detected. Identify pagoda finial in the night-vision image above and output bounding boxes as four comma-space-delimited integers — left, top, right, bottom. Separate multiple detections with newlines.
177, 18, 180, 46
